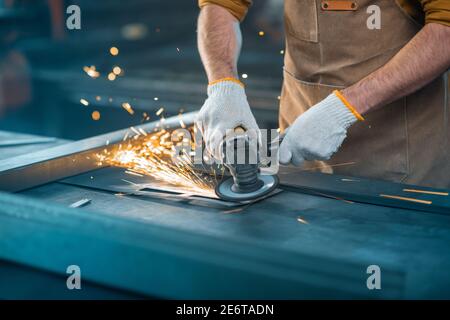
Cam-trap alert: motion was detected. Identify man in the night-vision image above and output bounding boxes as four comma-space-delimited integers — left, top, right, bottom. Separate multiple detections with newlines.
196, 0, 450, 188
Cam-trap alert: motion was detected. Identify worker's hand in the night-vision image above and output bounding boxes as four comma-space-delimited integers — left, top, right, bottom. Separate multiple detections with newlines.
196, 79, 260, 159
279, 91, 363, 166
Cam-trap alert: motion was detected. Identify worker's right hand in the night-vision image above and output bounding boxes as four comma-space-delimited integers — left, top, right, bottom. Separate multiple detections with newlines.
196, 78, 260, 160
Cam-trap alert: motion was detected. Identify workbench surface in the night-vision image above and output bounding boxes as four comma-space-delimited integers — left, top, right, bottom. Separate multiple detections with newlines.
1, 130, 450, 299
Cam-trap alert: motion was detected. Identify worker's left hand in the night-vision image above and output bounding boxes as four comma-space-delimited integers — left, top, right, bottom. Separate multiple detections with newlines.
279, 91, 363, 166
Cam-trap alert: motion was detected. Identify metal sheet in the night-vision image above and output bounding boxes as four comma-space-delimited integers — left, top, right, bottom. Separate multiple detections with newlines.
0, 138, 58, 147
279, 169, 450, 215
61, 166, 282, 208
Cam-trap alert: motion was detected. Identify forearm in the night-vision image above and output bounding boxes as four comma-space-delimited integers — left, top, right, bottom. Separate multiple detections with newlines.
197, 4, 242, 82
342, 23, 450, 115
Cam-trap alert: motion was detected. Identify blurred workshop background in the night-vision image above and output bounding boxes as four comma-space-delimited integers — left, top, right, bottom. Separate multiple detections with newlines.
0, 0, 284, 140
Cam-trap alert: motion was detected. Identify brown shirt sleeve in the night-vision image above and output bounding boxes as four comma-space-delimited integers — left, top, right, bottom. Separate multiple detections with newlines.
198, 0, 252, 22
420, 0, 450, 26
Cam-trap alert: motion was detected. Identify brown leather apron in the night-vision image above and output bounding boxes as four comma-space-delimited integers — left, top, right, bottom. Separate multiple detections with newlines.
280, 0, 450, 188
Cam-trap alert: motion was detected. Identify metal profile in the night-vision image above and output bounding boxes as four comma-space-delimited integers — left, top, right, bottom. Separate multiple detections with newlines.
0, 112, 197, 192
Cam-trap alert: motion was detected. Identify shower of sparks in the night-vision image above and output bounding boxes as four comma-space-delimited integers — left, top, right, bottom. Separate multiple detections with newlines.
138, 128, 147, 136
300, 161, 357, 171
379, 194, 432, 205
83, 66, 100, 78
297, 217, 309, 224
178, 114, 186, 128
108, 73, 117, 81
122, 102, 135, 115
156, 107, 164, 116
113, 66, 122, 75
125, 170, 144, 177
97, 127, 220, 197
142, 112, 150, 122
130, 126, 140, 136
110, 47, 119, 56
92, 111, 101, 121
402, 188, 448, 196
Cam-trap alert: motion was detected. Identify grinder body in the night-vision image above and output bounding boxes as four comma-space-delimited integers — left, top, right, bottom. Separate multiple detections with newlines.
215, 127, 279, 202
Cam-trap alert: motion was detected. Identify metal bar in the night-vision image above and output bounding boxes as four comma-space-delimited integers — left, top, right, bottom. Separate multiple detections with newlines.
0, 138, 57, 147
0, 112, 197, 192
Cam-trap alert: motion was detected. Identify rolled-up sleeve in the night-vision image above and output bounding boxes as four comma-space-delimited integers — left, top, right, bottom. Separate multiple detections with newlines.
198, 0, 252, 22
420, 0, 450, 26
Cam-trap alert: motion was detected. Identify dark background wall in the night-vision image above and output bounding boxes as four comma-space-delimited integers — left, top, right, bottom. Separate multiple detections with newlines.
0, 0, 284, 140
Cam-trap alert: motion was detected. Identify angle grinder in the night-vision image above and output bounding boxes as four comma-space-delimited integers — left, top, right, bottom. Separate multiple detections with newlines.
215, 127, 281, 202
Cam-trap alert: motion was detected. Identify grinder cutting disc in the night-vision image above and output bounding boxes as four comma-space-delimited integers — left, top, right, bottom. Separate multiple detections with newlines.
215, 174, 279, 202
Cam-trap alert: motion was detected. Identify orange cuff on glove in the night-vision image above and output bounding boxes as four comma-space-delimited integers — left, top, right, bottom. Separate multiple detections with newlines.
333, 90, 365, 121
208, 77, 245, 88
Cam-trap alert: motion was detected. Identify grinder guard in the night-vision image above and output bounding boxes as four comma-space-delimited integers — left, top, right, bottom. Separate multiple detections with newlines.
215, 128, 279, 202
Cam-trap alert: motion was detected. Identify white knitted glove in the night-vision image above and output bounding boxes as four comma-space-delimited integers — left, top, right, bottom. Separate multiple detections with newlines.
279, 92, 362, 166
196, 80, 260, 159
